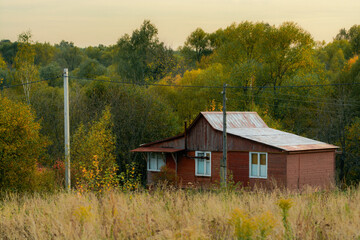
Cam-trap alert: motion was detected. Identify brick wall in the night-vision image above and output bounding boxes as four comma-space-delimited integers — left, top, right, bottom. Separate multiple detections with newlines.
249, 153, 287, 189
286, 151, 335, 189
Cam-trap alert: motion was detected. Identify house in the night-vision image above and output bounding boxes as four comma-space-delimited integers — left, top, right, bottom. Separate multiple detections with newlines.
131, 112, 338, 189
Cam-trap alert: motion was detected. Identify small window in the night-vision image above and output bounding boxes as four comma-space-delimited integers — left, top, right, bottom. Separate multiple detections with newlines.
195, 151, 211, 177
249, 152, 267, 178
147, 152, 165, 171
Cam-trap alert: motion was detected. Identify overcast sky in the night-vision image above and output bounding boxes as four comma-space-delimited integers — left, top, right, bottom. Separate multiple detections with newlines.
0, 0, 359, 48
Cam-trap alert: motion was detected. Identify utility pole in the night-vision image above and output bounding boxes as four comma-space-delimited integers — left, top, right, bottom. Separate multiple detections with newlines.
221, 83, 227, 187
64, 68, 71, 191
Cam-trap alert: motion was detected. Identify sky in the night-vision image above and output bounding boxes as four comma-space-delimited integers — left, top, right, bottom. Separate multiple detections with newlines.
0, 0, 359, 49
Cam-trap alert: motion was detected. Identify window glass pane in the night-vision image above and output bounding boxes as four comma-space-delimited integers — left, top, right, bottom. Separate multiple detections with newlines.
260, 165, 266, 177
149, 157, 157, 170
205, 160, 210, 175
260, 154, 266, 177
197, 159, 204, 174
157, 155, 165, 170
251, 164, 258, 177
251, 153, 258, 164
260, 154, 266, 165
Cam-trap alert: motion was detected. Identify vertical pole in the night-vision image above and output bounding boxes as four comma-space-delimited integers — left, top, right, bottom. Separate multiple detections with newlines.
64, 68, 71, 191
221, 83, 227, 187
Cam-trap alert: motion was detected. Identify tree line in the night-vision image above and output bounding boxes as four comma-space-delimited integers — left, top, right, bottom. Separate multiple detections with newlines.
0, 21, 359, 192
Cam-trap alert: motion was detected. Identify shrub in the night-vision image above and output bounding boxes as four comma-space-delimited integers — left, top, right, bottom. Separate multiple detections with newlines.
72, 106, 119, 192
76, 155, 119, 194
0, 97, 48, 192
119, 162, 142, 192
34, 165, 57, 192
229, 208, 276, 240
152, 165, 178, 186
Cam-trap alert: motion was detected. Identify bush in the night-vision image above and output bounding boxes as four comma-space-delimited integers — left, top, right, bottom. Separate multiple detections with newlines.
76, 155, 119, 194
152, 165, 178, 186
119, 162, 142, 192
72, 106, 119, 192
0, 97, 48, 192
34, 166, 57, 192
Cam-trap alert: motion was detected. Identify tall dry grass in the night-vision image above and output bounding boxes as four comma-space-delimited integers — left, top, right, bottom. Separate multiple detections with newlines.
0, 186, 359, 239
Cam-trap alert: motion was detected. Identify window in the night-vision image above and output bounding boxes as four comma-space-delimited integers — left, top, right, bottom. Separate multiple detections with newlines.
249, 152, 267, 178
195, 151, 211, 176
147, 152, 165, 171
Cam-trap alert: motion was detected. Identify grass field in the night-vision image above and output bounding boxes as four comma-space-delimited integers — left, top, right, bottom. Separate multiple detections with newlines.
0, 186, 359, 239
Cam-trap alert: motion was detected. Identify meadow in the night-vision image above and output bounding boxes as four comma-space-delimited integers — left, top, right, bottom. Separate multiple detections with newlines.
0, 186, 359, 240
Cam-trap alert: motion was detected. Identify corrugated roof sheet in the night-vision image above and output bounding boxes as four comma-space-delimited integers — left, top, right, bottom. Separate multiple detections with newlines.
202, 112, 337, 151
226, 128, 337, 151
202, 112, 268, 129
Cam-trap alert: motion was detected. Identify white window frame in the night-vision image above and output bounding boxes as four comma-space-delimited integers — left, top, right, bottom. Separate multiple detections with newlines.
195, 151, 211, 177
147, 152, 165, 172
249, 152, 268, 179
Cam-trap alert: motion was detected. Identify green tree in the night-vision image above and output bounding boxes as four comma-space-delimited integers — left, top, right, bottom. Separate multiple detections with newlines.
115, 20, 176, 83
55, 40, 83, 71
39, 62, 62, 87
0, 97, 48, 192
71, 106, 118, 190
343, 117, 360, 184
348, 25, 360, 55
335, 25, 360, 55
34, 42, 57, 66
13, 31, 39, 104
84, 45, 113, 67
0, 54, 6, 69
180, 28, 212, 66
76, 58, 106, 79
0, 40, 18, 67
0, 54, 7, 90
30, 84, 64, 160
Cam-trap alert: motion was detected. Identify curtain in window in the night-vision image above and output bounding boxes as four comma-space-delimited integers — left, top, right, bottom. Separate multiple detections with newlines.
260, 153, 266, 177
251, 153, 258, 177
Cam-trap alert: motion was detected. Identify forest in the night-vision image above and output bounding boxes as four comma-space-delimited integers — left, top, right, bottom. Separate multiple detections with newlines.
0, 20, 360, 192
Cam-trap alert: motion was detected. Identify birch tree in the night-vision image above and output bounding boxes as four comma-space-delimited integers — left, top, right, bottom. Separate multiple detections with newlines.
13, 31, 39, 104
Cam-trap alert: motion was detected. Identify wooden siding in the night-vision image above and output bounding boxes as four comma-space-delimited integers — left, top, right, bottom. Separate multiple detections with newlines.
187, 116, 281, 153
286, 151, 335, 189
147, 137, 185, 149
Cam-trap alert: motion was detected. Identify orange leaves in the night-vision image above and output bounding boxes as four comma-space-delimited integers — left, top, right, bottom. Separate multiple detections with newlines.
76, 155, 119, 194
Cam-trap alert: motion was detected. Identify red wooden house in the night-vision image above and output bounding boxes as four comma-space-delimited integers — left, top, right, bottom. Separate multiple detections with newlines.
131, 112, 338, 189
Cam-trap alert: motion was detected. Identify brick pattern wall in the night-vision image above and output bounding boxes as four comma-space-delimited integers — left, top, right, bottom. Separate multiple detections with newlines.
286, 151, 335, 189
249, 153, 287, 189
176, 151, 221, 188
227, 152, 249, 186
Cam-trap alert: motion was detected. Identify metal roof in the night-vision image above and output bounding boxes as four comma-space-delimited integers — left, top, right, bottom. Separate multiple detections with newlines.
225, 128, 337, 151
131, 147, 185, 153
202, 112, 268, 129
202, 112, 337, 151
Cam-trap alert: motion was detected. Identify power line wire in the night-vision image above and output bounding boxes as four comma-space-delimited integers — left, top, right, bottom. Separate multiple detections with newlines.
70, 76, 360, 90
2, 75, 62, 89
252, 94, 360, 107
70, 76, 360, 107
71, 77, 223, 89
